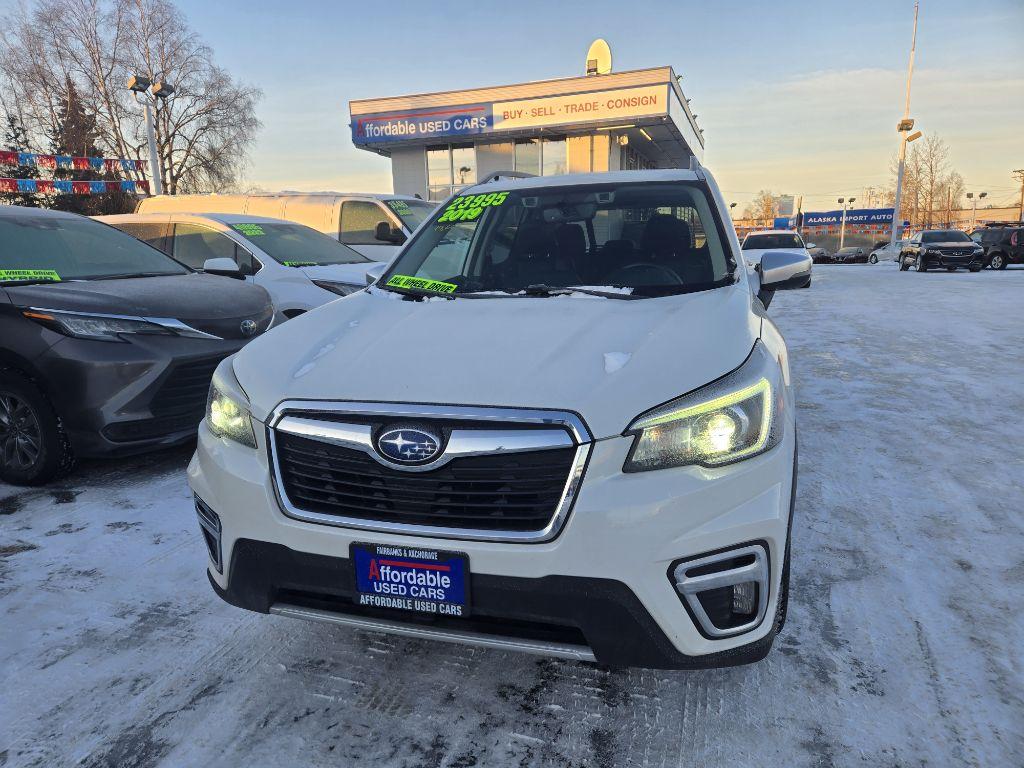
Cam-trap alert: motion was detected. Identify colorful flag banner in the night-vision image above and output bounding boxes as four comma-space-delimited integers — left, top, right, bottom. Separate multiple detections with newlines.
0, 177, 144, 195
0, 150, 145, 173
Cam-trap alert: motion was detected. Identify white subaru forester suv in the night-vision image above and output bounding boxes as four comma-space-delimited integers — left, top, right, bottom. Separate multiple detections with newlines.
188, 165, 811, 669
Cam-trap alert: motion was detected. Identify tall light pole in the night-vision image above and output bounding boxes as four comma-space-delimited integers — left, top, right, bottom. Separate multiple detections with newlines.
890, 1, 920, 245
838, 197, 856, 249
127, 75, 174, 195
967, 191, 987, 228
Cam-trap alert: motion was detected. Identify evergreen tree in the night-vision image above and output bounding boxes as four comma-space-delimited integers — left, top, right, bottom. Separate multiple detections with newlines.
1, 113, 43, 208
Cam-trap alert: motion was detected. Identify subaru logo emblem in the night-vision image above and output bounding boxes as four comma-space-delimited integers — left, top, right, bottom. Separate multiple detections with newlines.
239, 319, 258, 337
376, 426, 441, 465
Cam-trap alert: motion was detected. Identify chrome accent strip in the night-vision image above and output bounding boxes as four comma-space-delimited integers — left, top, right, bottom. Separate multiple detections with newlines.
268, 400, 590, 443
267, 401, 592, 543
276, 414, 573, 472
270, 603, 597, 662
672, 544, 769, 638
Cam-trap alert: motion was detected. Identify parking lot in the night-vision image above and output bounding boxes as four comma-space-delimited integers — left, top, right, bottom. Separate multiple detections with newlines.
1, 264, 1022, 768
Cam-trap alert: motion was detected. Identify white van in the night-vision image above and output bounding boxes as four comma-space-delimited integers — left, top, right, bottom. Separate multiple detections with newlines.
135, 193, 436, 261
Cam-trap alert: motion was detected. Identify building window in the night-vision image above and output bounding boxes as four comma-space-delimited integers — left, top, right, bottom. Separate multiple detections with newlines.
514, 140, 540, 176
426, 144, 476, 201
514, 137, 566, 177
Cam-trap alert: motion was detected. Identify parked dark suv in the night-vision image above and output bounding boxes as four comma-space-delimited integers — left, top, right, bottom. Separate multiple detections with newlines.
1, 205, 274, 485
898, 229, 985, 272
970, 224, 1024, 270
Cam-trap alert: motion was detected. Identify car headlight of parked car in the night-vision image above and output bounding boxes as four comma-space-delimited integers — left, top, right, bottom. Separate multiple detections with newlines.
20, 308, 212, 342
206, 358, 256, 448
312, 280, 362, 297
624, 341, 784, 472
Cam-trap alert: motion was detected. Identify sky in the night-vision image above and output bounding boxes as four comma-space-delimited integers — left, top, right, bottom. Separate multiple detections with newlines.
13, 0, 1022, 211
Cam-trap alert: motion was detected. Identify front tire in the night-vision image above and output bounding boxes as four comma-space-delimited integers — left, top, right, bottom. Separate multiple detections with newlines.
0, 370, 74, 486
915, 255, 929, 272
899, 257, 910, 271
990, 253, 1006, 270
868, 253, 878, 264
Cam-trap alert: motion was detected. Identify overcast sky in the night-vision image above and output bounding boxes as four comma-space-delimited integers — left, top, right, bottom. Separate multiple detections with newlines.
8, 0, 1021, 210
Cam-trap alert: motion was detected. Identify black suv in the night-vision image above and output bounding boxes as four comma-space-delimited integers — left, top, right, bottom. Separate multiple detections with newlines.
1, 205, 274, 485
898, 229, 985, 272
970, 224, 1024, 270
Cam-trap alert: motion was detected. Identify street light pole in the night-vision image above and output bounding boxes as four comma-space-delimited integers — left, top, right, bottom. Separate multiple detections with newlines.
838, 197, 856, 249
967, 192, 988, 228
890, 1, 919, 245
127, 75, 174, 196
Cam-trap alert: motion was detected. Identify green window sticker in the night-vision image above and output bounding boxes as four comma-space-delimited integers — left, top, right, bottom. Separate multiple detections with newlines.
385, 274, 457, 294
282, 261, 318, 267
0, 269, 61, 282
436, 191, 508, 224
232, 223, 265, 237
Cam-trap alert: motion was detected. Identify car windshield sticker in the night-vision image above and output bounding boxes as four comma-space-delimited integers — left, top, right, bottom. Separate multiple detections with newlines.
0, 268, 61, 282
282, 261, 317, 267
388, 200, 410, 212
232, 223, 265, 237
436, 191, 508, 225
385, 274, 457, 294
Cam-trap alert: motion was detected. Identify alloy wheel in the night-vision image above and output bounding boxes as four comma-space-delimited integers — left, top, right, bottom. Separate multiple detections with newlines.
0, 393, 42, 470
990, 254, 1004, 270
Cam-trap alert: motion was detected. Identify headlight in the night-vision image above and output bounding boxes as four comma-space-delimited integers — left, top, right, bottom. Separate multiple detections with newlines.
22, 308, 213, 342
312, 280, 361, 297
624, 341, 784, 472
206, 359, 256, 448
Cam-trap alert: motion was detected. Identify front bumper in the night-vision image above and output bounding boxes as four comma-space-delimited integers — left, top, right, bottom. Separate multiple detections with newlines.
188, 419, 797, 668
37, 334, 248, 458
920, 252, 984, 269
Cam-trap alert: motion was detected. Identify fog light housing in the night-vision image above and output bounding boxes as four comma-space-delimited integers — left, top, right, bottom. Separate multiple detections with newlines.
194, 495, 223, 573
671, 543, 769, 638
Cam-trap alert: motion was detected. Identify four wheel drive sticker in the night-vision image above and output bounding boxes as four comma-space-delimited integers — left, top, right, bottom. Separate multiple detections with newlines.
0, 269, 61, 282
386, 274, 457, 294
231, 223, 265, 236
436, 191, 508, 224
282, 261, 318, 267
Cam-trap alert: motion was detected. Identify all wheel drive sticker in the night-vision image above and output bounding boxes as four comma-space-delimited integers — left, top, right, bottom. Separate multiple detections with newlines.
0, 269, 61, 282
352, 544, 468, 617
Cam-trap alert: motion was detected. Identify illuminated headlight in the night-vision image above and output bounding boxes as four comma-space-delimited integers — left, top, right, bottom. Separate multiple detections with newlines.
312, 280, 361, 297
206, 359, 256, 448
624, 341, 784, 471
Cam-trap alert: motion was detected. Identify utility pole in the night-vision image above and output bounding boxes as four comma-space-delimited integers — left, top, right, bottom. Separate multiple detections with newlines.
838, 197, 856, 249
890, 1, 920, 245
1014, 169, 1024, 222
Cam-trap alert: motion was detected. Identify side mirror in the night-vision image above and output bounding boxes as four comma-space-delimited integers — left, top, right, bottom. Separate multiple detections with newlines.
756, 250, 812, 307
203, 257, 244, 280
805, 243, 817, 249
374, 221, 406, 244
365, 262, 387, 285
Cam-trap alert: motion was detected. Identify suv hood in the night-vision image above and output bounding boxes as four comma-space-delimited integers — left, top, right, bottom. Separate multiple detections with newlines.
5, 273, 270, 319
234, 284, 760, 439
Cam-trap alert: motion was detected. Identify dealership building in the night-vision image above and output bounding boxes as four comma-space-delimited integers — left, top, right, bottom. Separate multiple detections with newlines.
349, 65, 704, 201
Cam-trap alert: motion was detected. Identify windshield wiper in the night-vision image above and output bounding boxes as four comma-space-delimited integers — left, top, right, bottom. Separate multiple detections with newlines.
90, 272, 180, 281
503, 284, 639, 300
0, 278, 65, 287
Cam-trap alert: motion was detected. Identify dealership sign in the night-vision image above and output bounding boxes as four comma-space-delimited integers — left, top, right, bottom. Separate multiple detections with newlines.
352, 85, 669, 144
803, 208, 896, 226
351, 103, 492, 143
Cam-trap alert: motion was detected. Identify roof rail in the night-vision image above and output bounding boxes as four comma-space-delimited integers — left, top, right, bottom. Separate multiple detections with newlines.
479, 170, 536, 184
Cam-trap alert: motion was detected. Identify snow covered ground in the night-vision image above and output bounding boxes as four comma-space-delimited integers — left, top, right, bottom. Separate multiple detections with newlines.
2, 263, 1023, 767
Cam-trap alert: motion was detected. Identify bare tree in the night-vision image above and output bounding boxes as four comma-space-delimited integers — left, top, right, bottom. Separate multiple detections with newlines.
742, 190, 779, 225
0, 0, 262, 194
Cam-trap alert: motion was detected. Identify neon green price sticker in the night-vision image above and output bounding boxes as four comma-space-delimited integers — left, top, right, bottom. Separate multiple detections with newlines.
282, 261, 317, 267
436, 191, 508, 224
232, 224, 265, 236
386, 274, 457, 294
0, 269, 61, 282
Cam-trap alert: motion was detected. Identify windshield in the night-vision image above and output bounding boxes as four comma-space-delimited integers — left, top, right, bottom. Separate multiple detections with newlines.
385, 199, 436, 231
0, 215, 188, 283
742, 233, 804, 250
837, 247, 858, 254
922, 230, 971, 243
230, 222, 369, 265
380, 182, 733, 298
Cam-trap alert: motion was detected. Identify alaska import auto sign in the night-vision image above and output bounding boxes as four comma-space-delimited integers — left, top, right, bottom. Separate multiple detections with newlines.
803, 208, 896, 227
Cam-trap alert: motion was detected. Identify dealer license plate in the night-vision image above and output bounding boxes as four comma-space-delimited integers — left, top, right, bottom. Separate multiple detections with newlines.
351, 543, 469, 617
